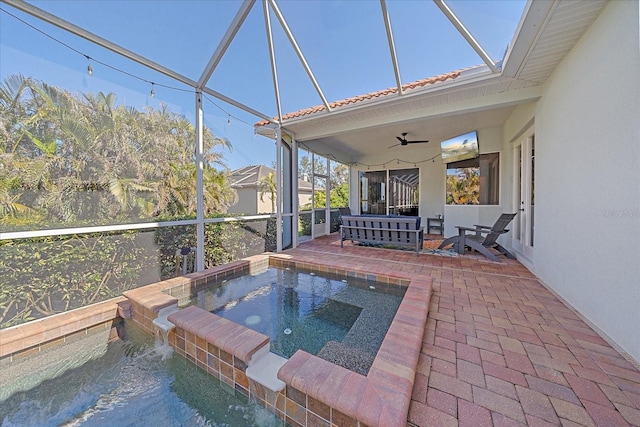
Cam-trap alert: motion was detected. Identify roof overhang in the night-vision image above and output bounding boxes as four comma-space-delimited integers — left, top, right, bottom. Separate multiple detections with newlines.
255, 0, 607, 164
271, 72, 542, 163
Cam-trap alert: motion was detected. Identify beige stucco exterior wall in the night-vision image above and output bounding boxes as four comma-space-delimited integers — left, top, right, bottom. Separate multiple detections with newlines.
228, 188, 258, 215
505, 0, 640, 362
230, 187, 312, 215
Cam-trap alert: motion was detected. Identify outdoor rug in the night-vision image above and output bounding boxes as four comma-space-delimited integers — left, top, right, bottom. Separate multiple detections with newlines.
421, 239, 457, 257
420, 247, 458, 257
356, 240, 458, 257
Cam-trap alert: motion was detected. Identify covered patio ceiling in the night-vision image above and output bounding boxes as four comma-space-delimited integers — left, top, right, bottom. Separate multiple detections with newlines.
286, 98, 525, 163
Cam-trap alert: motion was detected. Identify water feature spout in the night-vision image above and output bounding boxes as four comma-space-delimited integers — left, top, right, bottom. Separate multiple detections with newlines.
246, 352, 287, 406
152, 304, 179, 352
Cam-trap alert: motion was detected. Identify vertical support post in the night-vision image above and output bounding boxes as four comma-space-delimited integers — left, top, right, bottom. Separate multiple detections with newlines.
292, 137, 299, 249
276, 127, 282, 252
325, 157, 330, 235
195, 91, 205, 271
310, 152, 315, 239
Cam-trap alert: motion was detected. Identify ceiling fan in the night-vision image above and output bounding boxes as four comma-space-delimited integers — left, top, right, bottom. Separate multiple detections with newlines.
388, 132, 429, 148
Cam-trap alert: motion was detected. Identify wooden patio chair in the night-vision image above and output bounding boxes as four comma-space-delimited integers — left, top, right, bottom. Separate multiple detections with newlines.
438, 213, 518, 262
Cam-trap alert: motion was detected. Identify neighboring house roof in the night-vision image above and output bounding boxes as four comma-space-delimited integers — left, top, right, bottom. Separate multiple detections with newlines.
229, 165, 313, 191
255, 69, 464, 126
229, 165, 272, 189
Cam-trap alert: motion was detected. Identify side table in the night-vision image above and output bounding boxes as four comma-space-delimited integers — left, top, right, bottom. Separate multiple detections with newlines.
427, 217, 444, 235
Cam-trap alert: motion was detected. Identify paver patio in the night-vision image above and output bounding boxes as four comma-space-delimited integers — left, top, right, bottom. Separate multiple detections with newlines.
282, 233, 640, 426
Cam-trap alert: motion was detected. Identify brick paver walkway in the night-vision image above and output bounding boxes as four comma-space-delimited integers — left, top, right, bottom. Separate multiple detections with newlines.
283, 234, 640, 426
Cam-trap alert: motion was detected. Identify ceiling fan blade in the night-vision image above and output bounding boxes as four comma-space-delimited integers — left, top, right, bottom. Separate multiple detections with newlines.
406, 140, 429, 144
396, 136, 405, 143
388, 143, 401, 148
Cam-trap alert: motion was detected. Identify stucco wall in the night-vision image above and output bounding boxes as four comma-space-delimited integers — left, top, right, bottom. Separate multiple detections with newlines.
228, 188, 258, 215
531, 0, 640, 362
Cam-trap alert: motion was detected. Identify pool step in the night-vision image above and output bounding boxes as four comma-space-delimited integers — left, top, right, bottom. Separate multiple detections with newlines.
246, 352, 287, 392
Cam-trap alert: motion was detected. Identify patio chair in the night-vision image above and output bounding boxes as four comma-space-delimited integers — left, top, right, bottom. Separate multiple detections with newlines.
338, 207, 352, 241
338, 207, 352, 217
338, 207, 352, 225
438, 213, 517, 262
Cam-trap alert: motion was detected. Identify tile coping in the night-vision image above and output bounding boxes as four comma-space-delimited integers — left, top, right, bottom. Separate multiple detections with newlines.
0, 296, 127, 358
1, 253, 432, 426
127, 253, 432, 426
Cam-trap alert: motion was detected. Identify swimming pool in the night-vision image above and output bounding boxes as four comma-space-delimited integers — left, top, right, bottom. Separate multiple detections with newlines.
0, 322, 280, 427
187, 267, 406, 375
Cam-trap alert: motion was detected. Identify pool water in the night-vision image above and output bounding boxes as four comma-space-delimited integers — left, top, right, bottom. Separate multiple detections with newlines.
189, 268, 406, 373
0, 322, 280, 427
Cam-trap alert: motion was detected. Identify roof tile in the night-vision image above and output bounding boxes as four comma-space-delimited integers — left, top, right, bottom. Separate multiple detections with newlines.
255, 69, 463, 126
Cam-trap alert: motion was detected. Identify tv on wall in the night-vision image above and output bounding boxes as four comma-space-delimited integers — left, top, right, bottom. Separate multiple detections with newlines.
440, 131, 479, 163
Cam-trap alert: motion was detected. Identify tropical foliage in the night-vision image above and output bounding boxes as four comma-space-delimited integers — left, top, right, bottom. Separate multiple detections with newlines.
446, 167, 480, 204
0, 218, 276, 328
0, 74, 236, 229
306, 182, 349, 210
298, 155, 349, 189
258, 171, 276, 213
298, 155, 349, 210
0, 74, 275, 328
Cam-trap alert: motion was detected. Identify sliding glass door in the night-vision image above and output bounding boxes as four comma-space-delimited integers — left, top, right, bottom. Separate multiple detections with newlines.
359, 169, 419, 216
360, 171, 386, 215
389, 169, 419, 216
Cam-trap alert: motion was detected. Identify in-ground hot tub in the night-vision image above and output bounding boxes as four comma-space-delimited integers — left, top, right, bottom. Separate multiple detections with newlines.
186, 266, 406, 375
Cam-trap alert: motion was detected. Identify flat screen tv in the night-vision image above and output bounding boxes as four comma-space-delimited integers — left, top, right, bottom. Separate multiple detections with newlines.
440, 131, 479, 163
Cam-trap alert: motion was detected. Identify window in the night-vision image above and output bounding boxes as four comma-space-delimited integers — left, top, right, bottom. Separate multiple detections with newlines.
446, 153, 499, 205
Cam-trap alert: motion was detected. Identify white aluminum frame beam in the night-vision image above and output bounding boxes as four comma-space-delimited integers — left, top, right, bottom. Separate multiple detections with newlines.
2, 0, 276, 124
2, 0, 198, 88
433, 0, 499, 73
198, 0, 255, 89
201, 86, 276, 124
263, 0, 284, 123
291, 136, 299, 249
195, 92, 205, 271
380, 0, 403, 95
267, 0, 332, 112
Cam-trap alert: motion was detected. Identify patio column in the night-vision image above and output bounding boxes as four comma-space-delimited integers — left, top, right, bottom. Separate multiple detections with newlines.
292, 137, 299, 249
276, 126, 282, 252
325, 156, 330, 235
194, 91, 205, 271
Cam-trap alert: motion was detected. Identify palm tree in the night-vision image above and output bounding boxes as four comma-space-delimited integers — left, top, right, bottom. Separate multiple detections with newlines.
1, 74, 238, 226
258, 171, 277, 213
203, 167, 237, 215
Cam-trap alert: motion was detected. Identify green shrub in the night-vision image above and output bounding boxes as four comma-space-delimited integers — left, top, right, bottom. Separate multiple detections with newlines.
0, 217, 276, 329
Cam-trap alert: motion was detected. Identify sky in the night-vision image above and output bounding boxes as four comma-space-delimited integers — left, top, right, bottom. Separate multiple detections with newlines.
0, 0, 526, 171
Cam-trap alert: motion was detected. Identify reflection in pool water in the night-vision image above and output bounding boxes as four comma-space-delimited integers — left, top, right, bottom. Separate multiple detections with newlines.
189, 267, 405, 374
0, 322, 280, 427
